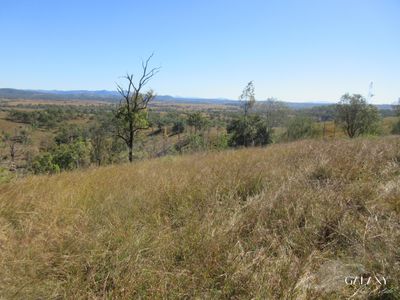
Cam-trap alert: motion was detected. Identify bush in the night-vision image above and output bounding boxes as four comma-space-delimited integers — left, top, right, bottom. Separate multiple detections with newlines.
392, 120, 400, 135
55, 124, 89, 145
52, 141, 92, 170
212, 133, 229, 150
0, 167, 14, 183
187, 112, 209, 133
172, 120, 185, 134
285, 116, 318, 141
31, 153, 60, 174
31, 140, 92, 174
335, 94, 381, 138
227, 115, 272, 147
186, 133, 207, 151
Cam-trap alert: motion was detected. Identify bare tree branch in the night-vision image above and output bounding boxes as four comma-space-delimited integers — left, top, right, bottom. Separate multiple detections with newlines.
114, 54, 160, 162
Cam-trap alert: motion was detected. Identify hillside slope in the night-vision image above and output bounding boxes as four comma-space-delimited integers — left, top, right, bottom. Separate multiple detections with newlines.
1, 137, 399, 299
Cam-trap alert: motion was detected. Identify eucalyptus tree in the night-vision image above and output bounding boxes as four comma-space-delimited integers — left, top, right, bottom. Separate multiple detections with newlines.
335, 93, 380, 138
239, 81, 256, 117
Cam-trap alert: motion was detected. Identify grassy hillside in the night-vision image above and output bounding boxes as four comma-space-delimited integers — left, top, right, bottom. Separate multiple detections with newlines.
1, 137, 399, 299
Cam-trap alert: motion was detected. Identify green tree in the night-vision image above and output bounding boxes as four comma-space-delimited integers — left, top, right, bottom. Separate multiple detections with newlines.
187, 112, 208, 134
172, 120, 185, 135
52, 141, 92, 170
335, 93, 380, 138
257, 98, 290, 130
212, 133, 229, 150
239, 81, 256, 117
253, 117, 272, 146
55, 124, 88, 145
285, 116, 317, 141
89, 115, 115, 166
227, 115, 272, 147
114, 54, 159, 162
232, 81, 259, 147
31, 153, 60, 174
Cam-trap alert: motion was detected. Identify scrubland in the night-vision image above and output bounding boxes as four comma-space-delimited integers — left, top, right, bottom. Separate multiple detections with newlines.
0, 136, 399, 299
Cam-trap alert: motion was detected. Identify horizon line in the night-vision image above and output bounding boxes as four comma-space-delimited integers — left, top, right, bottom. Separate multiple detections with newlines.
0, 87, 396, 105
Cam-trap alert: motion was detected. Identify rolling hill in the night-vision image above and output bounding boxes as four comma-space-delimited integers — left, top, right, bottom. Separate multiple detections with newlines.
0, 136, 399, 298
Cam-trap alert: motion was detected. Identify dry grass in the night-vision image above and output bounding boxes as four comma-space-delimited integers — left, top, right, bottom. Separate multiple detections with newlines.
0, 136, 399, 299
383, 117, 399, 134
0, 112, 23, 132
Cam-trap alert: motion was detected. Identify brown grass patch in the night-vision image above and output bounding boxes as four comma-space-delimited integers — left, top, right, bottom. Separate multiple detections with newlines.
0, 136, 399, 298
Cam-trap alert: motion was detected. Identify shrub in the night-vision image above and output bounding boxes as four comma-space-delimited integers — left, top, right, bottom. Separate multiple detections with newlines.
172, 120, 185, 134
31, 153, 60, 174
335, 93, 381, 138
187, 112, 209, 133
0, 167, 14, 183
227, 115, 272, 147
52, 141, 92, 170
392, 120, 400, 135
285, 116, 318, 141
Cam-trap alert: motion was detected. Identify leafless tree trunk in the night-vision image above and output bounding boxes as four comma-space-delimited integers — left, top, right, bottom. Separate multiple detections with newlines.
9, 142, 16, 162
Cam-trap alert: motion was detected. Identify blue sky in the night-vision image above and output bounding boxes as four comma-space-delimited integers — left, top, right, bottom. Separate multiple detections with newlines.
1, 0, 399, 103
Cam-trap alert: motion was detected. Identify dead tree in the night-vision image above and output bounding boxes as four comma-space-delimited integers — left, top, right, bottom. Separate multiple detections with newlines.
115, 54, 160, 162
2, 130, 29, 170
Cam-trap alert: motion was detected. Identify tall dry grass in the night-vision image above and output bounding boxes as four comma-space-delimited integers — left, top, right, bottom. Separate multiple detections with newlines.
0, 136, 399, 299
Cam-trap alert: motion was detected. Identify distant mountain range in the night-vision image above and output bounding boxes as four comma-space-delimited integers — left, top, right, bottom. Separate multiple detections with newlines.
0, 88, 120, 101
0, 88, 394, 110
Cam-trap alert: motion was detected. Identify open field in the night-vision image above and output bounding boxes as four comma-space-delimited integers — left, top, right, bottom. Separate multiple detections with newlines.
0, 136, 399, 298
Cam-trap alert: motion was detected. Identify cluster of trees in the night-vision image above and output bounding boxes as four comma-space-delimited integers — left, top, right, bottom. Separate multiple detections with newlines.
149, 111, 212, 136
31, 140, 91, 174
7, 107, 83, 128
299, 105, 336, 122
30, 119, 125, 174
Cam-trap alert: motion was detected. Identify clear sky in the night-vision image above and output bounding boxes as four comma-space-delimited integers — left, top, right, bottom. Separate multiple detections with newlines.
1, 0, 399, 103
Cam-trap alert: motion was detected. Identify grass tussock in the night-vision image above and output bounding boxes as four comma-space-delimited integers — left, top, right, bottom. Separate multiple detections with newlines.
0, 136, 400, 299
